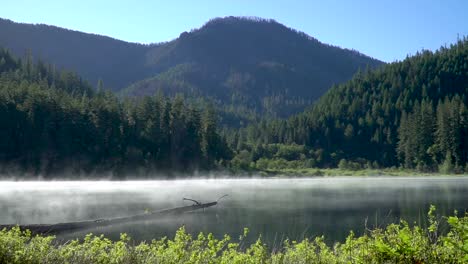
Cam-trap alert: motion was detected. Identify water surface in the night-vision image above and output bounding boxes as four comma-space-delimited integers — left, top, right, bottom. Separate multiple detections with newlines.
1, 177, 467, 245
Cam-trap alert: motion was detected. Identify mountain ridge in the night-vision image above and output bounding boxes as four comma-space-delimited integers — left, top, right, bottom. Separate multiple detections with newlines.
0, 16, 384, 118
124, 16, 384, 117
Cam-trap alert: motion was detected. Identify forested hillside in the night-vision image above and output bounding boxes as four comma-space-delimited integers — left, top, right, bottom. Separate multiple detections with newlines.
228, 39, 468, 172
1, 16, 466, 175
0, 49, 231, 177
123, 17, 382, 118
0, 18, 151, 91
1, 39, 466, 176
0, 17, 382, 119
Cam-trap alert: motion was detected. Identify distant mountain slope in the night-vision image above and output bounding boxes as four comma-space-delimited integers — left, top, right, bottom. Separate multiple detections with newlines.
0, 18, 151, 90
0, 16, 383, 117
125, 17, 383, 117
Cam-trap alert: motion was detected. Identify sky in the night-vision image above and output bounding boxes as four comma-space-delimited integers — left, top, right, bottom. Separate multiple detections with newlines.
1, 0, 467, 62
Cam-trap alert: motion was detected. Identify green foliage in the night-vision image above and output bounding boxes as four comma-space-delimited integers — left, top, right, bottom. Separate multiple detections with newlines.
439, 152, 455, 174
0, 208, 467, 263
338, 159, 362, 171
445, 214, 468, 261
232, 143, 374, 172
230, 150, 254, 171
274, 144, 306, 161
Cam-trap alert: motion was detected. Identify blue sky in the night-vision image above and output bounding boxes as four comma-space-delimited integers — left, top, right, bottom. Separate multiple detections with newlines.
1, 0, 466, 62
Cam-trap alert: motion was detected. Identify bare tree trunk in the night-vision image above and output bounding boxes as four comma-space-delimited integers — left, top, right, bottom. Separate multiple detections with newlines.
0, 201, 217, 235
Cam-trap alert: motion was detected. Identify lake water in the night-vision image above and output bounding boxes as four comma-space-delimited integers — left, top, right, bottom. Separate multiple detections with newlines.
1, 177, 467, 246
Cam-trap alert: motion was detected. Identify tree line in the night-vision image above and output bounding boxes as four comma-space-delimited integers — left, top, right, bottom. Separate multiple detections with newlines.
0, 49, 231, 177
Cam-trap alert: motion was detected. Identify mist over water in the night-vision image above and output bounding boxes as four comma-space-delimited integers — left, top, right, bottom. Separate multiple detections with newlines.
1, 177, 467, 245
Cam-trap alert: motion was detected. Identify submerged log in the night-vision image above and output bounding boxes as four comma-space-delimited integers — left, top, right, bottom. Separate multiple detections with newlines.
0, 199, 219, 235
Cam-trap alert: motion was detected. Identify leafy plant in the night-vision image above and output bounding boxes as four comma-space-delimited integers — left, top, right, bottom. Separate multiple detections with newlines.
0, 207, 466, 263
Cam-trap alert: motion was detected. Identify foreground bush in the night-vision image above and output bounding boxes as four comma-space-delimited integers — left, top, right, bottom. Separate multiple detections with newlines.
0, 208, 466, 263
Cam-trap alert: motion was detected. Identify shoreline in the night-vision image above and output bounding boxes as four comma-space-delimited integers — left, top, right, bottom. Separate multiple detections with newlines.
0, 168, 467, 181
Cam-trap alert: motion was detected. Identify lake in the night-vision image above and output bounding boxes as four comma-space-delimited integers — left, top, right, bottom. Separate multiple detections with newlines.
1, 177, 467, 246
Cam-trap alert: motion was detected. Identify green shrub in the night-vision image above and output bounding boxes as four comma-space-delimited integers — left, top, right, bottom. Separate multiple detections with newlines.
0, 208, 466, 263
338, 159, 362, 171
439, 152, 454, 174
255, 158, 270, 170
338, 159, 348, 170
274, 144, 306, 161
230, 150, 253, 171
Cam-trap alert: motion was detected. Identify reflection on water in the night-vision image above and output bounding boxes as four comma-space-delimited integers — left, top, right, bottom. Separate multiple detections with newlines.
1, 177, 467, 245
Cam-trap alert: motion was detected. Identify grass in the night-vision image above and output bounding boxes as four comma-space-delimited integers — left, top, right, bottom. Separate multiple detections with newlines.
0, 207, 467, 263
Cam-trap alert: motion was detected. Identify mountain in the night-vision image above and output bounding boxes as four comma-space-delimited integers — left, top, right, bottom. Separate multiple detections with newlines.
0, 18, 152, 90
123, 17, 383, 117
233, 39, 468, 171
0, 16, 383, 118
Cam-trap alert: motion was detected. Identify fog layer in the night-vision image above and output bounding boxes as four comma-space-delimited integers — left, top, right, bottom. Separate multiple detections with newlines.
1, 177, 467, 244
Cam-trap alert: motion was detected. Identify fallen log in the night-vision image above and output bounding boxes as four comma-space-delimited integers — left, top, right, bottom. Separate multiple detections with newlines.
0, 198, 220, 235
